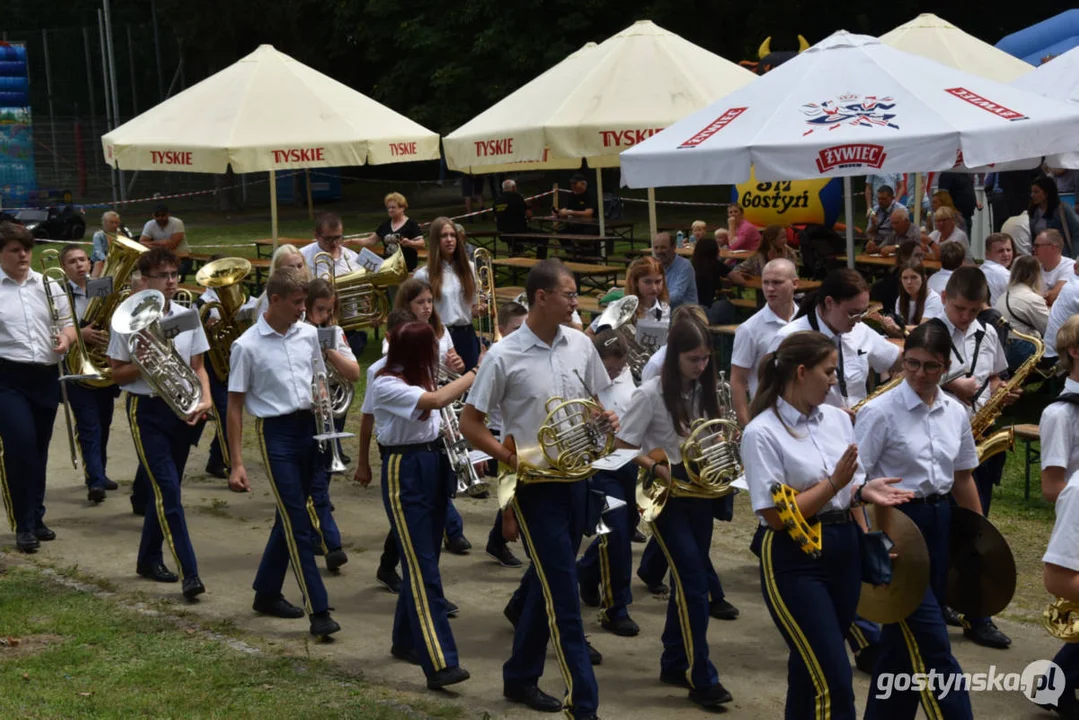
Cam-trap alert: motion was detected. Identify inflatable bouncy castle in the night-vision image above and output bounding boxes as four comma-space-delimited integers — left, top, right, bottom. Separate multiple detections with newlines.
997, 10, 1079, 66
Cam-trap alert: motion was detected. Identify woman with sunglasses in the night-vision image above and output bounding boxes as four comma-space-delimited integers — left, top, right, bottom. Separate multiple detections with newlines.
854, 321, 982, 719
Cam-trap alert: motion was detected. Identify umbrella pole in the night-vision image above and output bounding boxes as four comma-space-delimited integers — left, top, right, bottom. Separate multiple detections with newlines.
305, 168, 314, 221
912, 173, 924, 228
843, 176, 854, 270
595, 167, 606, 237
647, 188, 658, 239
270, 169, 279, 251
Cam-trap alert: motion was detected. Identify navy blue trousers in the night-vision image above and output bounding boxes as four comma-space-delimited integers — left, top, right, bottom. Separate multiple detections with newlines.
651, 489, 722, 691
126, 394, 200, 579
847, 614, 882, 655
0, 361, 59, 535
308, 467, 341, 553
66, 382, 119, 489
253, 412, 329, 614
381, 497, 464, 572
206, 369, 230, 470
1053, 643, 1079, 717
381, 448, 459, 678
578, 466, 636, 623
448, 324, 480, 371
865, 502, 972, 720
759, 523, 861, 720
639, 531, 725, 601
505, 480, 598, 718
487, 509, 506, 551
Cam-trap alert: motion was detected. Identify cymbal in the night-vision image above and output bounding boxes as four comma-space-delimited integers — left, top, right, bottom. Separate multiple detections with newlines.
947, 507, 1016, 617
857, 505, 930, 624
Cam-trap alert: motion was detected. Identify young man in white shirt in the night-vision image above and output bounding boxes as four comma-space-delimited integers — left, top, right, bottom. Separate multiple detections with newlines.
1042, 465, 1079, 719
980, 233, 1013, 305
926, 240, 965, 297
1036, 229, 1077, 306
300, 211, 366, 366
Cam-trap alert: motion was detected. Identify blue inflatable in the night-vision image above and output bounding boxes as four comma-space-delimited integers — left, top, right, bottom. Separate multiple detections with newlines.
997, 10, 1079, 66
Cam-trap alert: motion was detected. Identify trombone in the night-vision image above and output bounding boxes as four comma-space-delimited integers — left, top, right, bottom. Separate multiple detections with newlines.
473, 248, 500, 344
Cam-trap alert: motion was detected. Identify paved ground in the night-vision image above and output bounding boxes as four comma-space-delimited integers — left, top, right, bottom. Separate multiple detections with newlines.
11, 410, 1066, 719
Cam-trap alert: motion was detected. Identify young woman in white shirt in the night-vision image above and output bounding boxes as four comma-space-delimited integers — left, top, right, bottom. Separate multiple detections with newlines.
588, 256, 671, 336
881, 260, 942, 337
368, 320, 477, 689
1041, 315, 1079, 503
856, 321, 984, 719
742, 331, 912, 720
414, 217, 482, 370
243, 244, 309, 319
1041, 466, 1079, 719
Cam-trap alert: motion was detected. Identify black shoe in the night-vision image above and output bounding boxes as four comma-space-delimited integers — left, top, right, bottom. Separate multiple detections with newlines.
137, 562, 179, 583
445, 535, 472, 555
325, 548, 349, 572
310, 611, 341, 638
34, 525, 56, 541
15, 532, 39, 553
204, 460, 228, 479
131, 498, 146, 517
580, 581, 601, 608
427, 665, 470, 690
638, 572, 668, 595
942, 605, 963, 628
504, 684, 562, 713
339, 453, 352, 466
391, 645, 422, 665
182, 576, 206, 600
710, 598, 740, 620
689, 682, 733, 708
103, 478, 119, 491
446, 600, 459, 618
376, 566, 401, 594
469, 489, 491, 500
587, 640, 602, 666
660, 671, 691, 688
632, 528, 647, 543
964, 620, 1012, 649
88, 486, 107, 503
601, 615, 640, 637
486, 543, 522, 568
252, 593, 304, 619
854, 643, 881, 675
504, 600, 521, 628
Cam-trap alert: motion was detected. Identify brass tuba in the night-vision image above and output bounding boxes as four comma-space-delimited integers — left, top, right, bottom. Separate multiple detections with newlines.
196, 257, 252, 383
316, 248, 406, 331
111, 290, 203, 419
1043, 598, 1079, 642
473, 247, 500, 343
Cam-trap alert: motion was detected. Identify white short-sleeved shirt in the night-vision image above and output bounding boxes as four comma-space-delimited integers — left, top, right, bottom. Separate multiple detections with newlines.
927, 268, 953, 296
140, 217, 190, 255
360, 356, 387, 415
1002, 212, 1032, 256
382, 327, 452, 364
228, 315, 321, 417
732, 302, 796, 398
108, 302, 209, 396
1042, 257, 1077, 293
0, 269, 72, 366
641, 345, 666, 383
770, 309, 900, 408
68, 280, 89, 322
1040, 379, 1079, 478
1045, 279, 1079, 359
1043, 471, 1079, 571
617, 376, 701, 464
895, 289, 944, 325
742, 398, 864, 522
855, 380, 979, 498
300, 241, 360, 277
467, 322, 611, 469
929, 228, 971, 261
414, 263, 477, 327
370, 374, 440, 446
598, 365, 636, 419
199, 287, 221, 322
980, 260, 1011, 305
935, 314, 1007, 414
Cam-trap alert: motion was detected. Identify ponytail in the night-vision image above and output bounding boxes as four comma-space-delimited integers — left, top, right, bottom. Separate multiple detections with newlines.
749, 331, 837, 432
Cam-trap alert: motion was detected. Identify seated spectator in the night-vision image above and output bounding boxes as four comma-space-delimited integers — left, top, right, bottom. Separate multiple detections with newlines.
881, 260, 942, 337
557, 172, 599, 235
651, 231, 697, 309
866, 205, 923, 256
691, 234, 729, 306
684, 220, 707, 247
494, 179, 530, 236
980, 233, 1014, 305
996, 255, 1049, 370
927, 240, 965, 296
866, 184, 900, 246
722, 203, 760, 252
713, 227, 730, 246
728, 224, 798, 286
926, 189, 965, 232
927, 206, 970, 261
1035, 229, 1077, 306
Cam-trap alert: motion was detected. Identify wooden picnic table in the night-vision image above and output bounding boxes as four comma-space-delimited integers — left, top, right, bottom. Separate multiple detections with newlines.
491, 257, 622, 292
493, 286, 602, 316
855, 253, 941, 271
499, 232, 623, 260
533, 216, 636, 241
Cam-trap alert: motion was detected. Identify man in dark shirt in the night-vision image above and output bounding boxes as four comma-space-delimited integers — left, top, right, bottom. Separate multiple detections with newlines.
937, 172, 978, 234
494, 179, 530, 235
558, 173, 599, 236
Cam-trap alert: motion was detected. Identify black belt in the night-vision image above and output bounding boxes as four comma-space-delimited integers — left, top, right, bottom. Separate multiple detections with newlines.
446, 323, 472, 330
811, 509, 853, 525
379, 441, 442, 455
0, 357, 57, 372
908, 493, 947, 505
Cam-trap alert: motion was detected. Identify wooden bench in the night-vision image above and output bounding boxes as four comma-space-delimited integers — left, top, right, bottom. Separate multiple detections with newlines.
1013, 424, 1041, 500
493, 285, 601, 316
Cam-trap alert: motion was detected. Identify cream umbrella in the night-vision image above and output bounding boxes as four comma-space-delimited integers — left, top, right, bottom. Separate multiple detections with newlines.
102, 45, 439, 246
443, 20, 756, 236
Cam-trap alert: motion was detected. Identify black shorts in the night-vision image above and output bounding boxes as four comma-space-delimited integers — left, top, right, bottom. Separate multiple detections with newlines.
460, 176, 484, 197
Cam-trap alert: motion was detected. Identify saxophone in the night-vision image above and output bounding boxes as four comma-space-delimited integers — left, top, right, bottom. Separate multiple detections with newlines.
971, 326, 1044, 462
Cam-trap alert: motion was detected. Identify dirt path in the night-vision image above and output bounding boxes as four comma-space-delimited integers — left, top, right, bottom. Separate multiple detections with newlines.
20, 410, 1063, 719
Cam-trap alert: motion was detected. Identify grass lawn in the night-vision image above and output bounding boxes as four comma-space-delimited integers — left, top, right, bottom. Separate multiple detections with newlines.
0, 564, 460, 719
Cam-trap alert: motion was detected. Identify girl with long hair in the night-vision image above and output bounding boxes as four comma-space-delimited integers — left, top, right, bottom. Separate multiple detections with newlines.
415, 217, 482, 370
728, 224, 797, 286
391, 277, 464, 373
881, 261, 942, 337
1030, 175, 1079, 255
588, 256, 670, 337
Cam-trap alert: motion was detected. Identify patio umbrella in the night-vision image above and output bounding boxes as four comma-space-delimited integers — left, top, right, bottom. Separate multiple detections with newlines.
102, 45, 439, 246
621, 32, 1079, 265
1012, 46, 1079, 169
443, 20, 756, 235
880, 13, 1034, 82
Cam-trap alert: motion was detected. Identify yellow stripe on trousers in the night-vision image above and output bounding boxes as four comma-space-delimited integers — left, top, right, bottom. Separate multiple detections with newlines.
898, 620, 944, 720
511, 496, 575, 718
306, 497, 329, 555
386, 453, 447, 671
849, 623, 868, 651
255, 417, 313, 615
762, 530, 830, 720
0, 438, 14, 531
598, 534, 614, 623
127, 395, 184, 581
649, 520, 697, 688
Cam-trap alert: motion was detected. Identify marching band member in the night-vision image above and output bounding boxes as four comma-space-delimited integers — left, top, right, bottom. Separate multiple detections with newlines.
59, 245, 121, 502
578, 329, 639, 635
856, 321, 982, 719
305, 278, 361, 572
301, 212, 366, 357
1041, 466, 1079, 719
1040, 315, 1079, 503
616, 317, 733, 709
880, 260, 943, 337
367, 320, 478, 688
640, 304, 705, 384
730, 258, 799, 426
244, 244, 309, 319
197, 254, 232, 481
414, 217, 482, 370
0, 222, 77, 552
226, 268, 340, 638
588, 256, 670, 336
742, 331, 912, 720
460, 259, 616, 720
770, 268, 901, 409
108, 248, 213, 598
935, 267, 1015, 648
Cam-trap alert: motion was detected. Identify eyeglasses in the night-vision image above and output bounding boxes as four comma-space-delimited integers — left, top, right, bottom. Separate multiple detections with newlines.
902, 357, 944, 374
146, 271, 179, 280
320, 234, 344, 244
554, 291, 579, 301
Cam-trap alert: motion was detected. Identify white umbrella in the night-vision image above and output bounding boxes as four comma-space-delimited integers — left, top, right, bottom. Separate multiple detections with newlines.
444, 20, 755, 235
1012, 46, 1079, 169
621, 32, 1079, 264
102, 45, 439, 244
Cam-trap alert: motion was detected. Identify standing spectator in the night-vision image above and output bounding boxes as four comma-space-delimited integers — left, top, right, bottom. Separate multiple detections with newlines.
866, 185, 901, 246
864, 173, 904, 211
1002, 211, 1033, 256
988, 169, 1040, 233
460, 174, 484, 220
927, 241, 966, 296
652, 232, 697, 309
91, 210, 123, 277
557, 173, 599, 235
494, 179, 531, 236
139, 203, 191, 279
937, 172, 979, 234
928, 207, 971, 261
720, 203, 760, 252
981, 233, 1014, 305
1030, 176, 1079, 258
1035, 230, 1076, 306
1046, 165, 1078, 195
685, 220, 707, 247
356, 192, 425, 272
